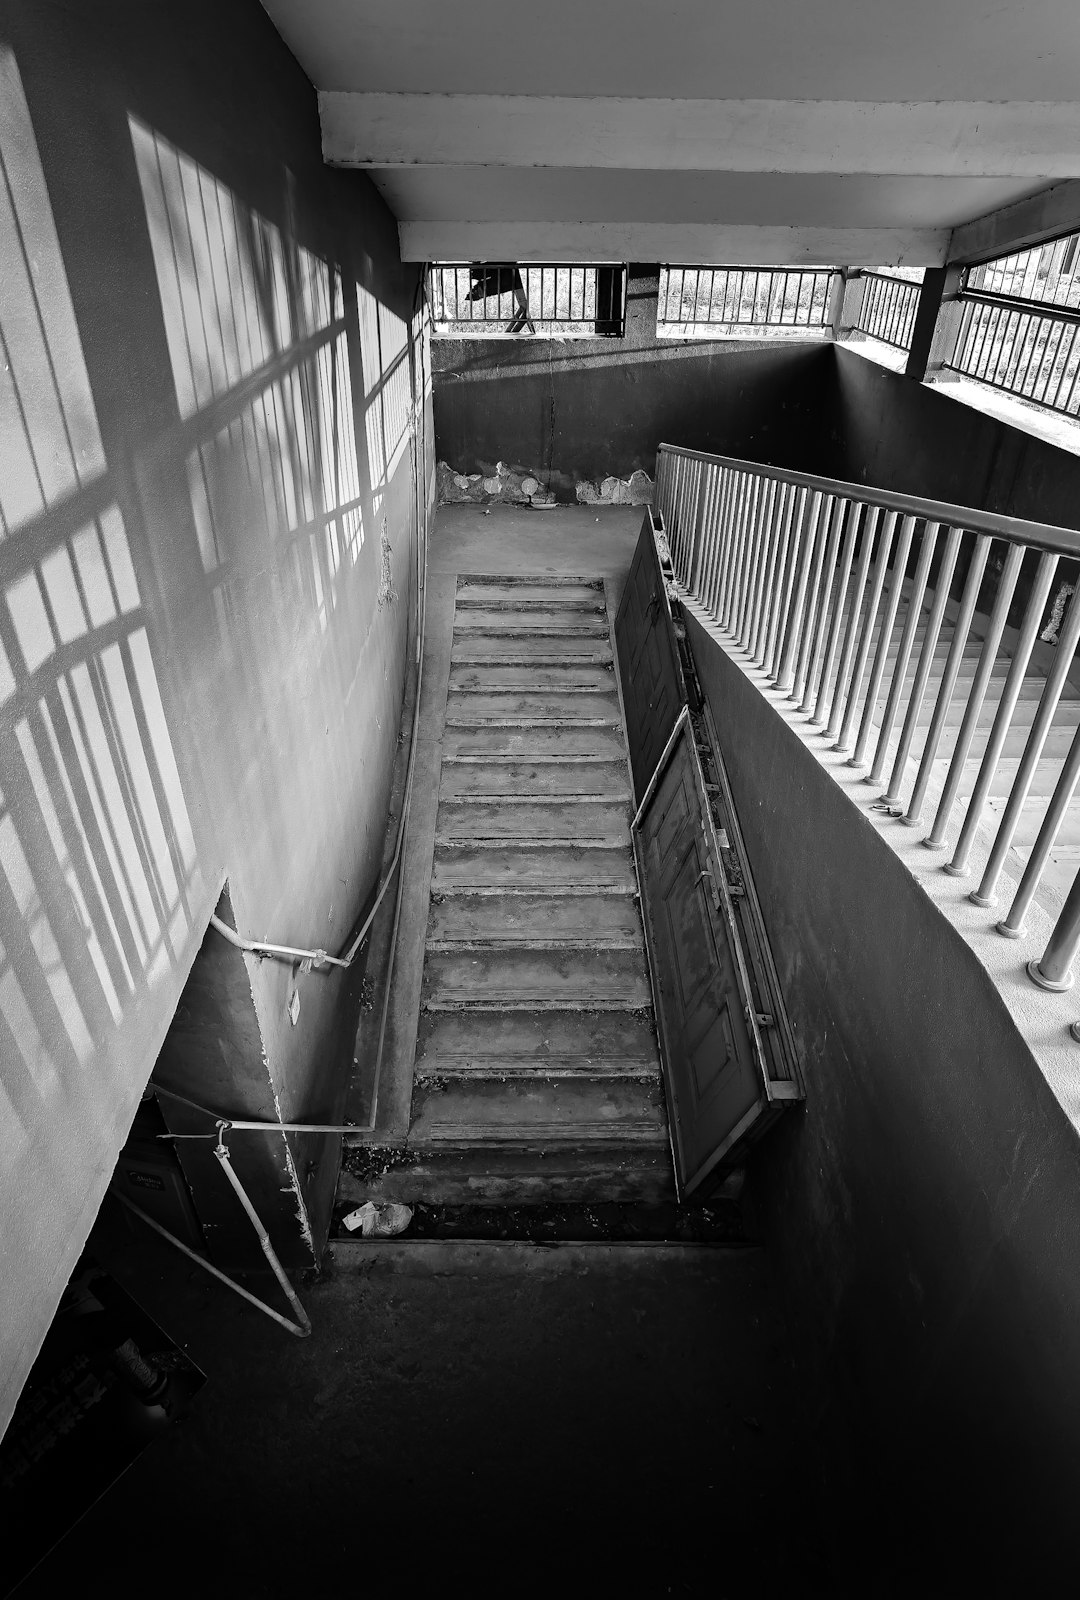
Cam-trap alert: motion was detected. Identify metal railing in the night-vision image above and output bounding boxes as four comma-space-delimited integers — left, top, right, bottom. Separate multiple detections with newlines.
431, 263, 626, 337
655, 442, 1080, 996
658, 266, 838, 332
856, 271, 921, 350
946, 292, 1080, 418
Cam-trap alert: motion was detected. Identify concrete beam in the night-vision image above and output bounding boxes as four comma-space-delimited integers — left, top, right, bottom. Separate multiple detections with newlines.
948, 179, 1080, 264
322, 93, 1080, 178
398, 221, 948, 267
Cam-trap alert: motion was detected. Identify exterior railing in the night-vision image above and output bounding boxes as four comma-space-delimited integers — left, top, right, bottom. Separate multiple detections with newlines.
655, 442, 1080, 995
945, 290, 1080, 418
658, 266, 838, 332
431, 263, 626, 337
856, 270, 921, 350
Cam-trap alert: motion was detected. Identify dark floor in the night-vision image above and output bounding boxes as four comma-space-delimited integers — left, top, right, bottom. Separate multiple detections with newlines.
22, 1212, 846, 1599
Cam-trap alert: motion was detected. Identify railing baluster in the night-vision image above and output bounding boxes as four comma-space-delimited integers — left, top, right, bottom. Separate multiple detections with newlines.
850, 515, 917, 770
1029, 867, 1080, 991
945, 551, 1058, 877
768, 486, 810, 683
732, 474, 763, 642
812, 500, 861, 727
926, 541, 1025, 851
776, 489, 825, 693
882, 523, 963, 805
700, 465, 724, 616
826, 505, 880, 742
999, 718, 1080, 936
868, 520, 940, 784
707, 467, 735, 618
742, 477, 778, 648
760, 483, 799, 671
725, 474, 758, 633
971, 584, 1080, 907
800, 492, 851, 707
836, 510, 898, 754
751, 481, 790, 664
717, 471, 746, 628
902, 533, 992, 827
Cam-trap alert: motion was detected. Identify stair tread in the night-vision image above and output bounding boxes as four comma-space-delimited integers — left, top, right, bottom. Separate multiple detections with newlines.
429, 890, 644, 946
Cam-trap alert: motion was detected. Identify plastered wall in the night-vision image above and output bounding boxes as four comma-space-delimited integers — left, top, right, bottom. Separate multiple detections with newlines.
0, 0, 429, 1433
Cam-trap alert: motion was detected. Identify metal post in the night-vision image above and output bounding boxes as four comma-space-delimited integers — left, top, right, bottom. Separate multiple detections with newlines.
1028, 867, 1080, 992
848, 514, 915, 767
776, 489, 825, 693
812, 500, 861, 727
827, 505, 881, 743
867, 521, 940, 783
999, 718, 1080, 937
883, 523, 963, 806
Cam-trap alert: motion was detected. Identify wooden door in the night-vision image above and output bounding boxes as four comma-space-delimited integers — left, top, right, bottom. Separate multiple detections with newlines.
615, 510, 687, 800
633, 715, 774, 1196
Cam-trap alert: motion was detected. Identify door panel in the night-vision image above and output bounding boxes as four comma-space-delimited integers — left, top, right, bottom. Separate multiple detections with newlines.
615, 510, 687, 800
634, 719, 765, 1195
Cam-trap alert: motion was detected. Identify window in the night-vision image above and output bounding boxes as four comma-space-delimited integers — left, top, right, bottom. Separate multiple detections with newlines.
657, 266, 838, 338
430, 263, 626, 337
945, 232, 1080, 418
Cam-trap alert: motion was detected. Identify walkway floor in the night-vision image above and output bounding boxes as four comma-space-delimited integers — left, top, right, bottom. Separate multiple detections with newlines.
27, 1214, 834, 1596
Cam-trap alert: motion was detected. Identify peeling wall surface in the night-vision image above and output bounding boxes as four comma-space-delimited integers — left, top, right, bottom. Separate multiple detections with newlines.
0, 0, 429, 1433
432, 268, 835, 497
685, 612, 1080, 1576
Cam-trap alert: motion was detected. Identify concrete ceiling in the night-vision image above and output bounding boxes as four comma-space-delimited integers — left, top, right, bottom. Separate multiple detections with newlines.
262, 0, 1080, 266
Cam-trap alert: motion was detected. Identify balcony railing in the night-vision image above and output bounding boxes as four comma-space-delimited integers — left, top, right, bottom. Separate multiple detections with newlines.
431, 263, 626, 337
856, 271, 921, 351
945, 291, 1080, 418
655, 442, 1080, 995
658, 266, 838, 333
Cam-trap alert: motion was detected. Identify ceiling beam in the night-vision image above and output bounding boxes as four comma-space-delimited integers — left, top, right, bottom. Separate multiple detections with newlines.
398, 221, 947, 266
948, 179, 1080, 264
322, 93, 1080, 178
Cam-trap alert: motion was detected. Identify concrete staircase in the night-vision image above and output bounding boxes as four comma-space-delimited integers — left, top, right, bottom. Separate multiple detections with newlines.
397, 574, 672, 1203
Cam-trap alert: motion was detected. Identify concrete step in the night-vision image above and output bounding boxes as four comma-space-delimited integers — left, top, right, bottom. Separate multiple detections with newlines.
456, 578, 604, 605
428, 890, 644, 949
448, 662, 618, 694
340, 1144, 676, 1205
422, 944, 653, 1009
436, 797, 631, 844
451, 639, 614, 666
446, 689, 621, 720
432, 843, 637, 894
416, 1007, 659, 1080
443, 723, 628, 761
439, 758, 631, 799
454, 608, 610, 635
408, 1076, 667, 1147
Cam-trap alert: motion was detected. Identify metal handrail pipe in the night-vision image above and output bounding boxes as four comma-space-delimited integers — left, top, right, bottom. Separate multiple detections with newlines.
945, 551, 1059, 876
746, 477, 780, 651
812, 500, 860, 727
902, 534, 991, 827
926, 540, 1025, 850
793, 493, 838, 706
971, 583, 1080, 906
762, 483, 801, 672
868, 522, 940, 784
753, 480, 790, 663
778, 488, 827, 694
848, 514, 915, 768
835, 509, 895, 752
1000, 717, 1080, 936
656, 445, 1080, 561
958, 289, 1080, 328
883, 523, 963, 806
827, 505, 881, 742
1029, 867, 1080, 992
767, 484, 809, 681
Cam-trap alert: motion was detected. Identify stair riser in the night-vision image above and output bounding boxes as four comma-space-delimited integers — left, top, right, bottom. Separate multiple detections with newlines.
449, 663, 617, 694
454, 610, 610, 635
436, 799, 630, 843
423, 946, 652, 1008
446, 690, 622, 720
417, 1007, 659, 1076
439, 759, 631, 799
428, 891, 643, 947
444, 725, 628, 760
432, 844, 637, 893
456, 581, 604, 607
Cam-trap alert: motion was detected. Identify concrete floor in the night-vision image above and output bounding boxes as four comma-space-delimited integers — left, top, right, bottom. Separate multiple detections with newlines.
25, 1222, 835, 1597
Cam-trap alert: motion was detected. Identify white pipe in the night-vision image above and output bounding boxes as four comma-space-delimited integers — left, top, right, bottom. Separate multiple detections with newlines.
112, 1189, 310, 1338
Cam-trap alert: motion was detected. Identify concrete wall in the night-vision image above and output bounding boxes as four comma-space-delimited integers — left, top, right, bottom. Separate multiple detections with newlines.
685, 611, 1080, 1578
825, 344, 1080, 533
0, 0, 429, 1432
432, 269, 835, 497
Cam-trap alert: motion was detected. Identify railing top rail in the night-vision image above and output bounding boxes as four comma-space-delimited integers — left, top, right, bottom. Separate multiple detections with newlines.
656, 444, 1080, 560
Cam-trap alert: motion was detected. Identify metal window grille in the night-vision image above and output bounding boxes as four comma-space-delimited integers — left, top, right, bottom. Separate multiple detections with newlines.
430, 263, 626, 337
855, 270, 922, 350
658, 266, 839, 332
945, 231, 1080, 418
